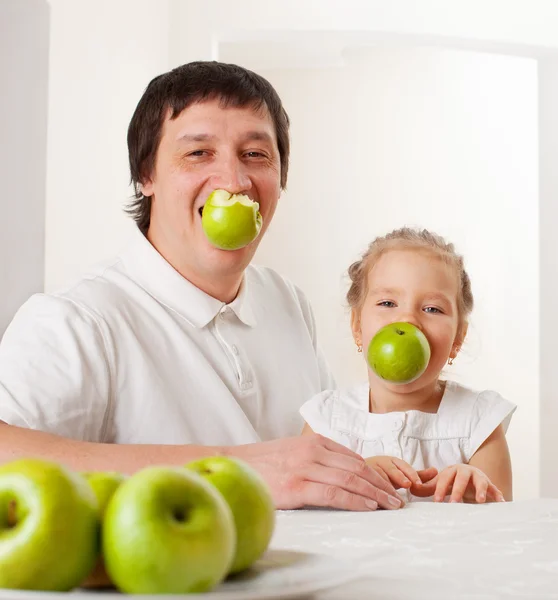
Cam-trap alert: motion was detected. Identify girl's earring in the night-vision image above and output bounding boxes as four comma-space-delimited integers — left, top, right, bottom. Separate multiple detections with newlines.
448, 345, 461, 366
356, 343, 363, 353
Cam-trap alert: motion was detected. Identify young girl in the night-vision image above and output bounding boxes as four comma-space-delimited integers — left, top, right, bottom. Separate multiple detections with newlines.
301, 228, 515, 504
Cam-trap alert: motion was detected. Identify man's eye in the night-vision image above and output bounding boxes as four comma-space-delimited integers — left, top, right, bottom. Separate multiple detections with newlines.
244, 151, 265, 158
378, 301, 396, 308
189, 150, 207, 157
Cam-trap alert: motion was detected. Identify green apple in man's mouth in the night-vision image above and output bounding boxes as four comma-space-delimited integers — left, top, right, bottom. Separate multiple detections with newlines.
202, 189, 263, 250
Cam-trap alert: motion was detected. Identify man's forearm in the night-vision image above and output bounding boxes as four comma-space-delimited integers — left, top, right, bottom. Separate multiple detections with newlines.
0, 424, 404, 511
0, 423, 226, 473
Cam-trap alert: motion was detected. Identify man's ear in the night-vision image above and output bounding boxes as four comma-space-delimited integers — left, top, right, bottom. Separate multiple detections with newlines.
139, 178, 154, 198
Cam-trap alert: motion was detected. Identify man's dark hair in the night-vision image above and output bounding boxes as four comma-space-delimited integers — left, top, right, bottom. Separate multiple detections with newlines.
126, 61, 290, 234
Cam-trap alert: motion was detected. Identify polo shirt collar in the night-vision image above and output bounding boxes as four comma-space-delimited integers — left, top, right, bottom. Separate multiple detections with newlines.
119, 228, 257, 329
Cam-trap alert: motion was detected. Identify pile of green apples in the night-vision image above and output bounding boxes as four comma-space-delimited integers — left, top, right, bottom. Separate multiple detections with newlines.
0, 456, 275, 594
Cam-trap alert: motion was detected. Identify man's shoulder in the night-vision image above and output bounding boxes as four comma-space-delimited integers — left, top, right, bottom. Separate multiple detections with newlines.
45, 254, 134, 322
0, 256, 129, 352
247, 264, 311, 308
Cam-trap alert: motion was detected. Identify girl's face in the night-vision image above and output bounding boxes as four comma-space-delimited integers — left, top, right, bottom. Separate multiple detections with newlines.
352, 248, 467, 393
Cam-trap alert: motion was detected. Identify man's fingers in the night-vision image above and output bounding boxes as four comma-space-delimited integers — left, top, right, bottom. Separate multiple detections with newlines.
319, 445, 400, 500
304, 464, 401, 508
299, 481, 380, 511
322, 435, 370, 460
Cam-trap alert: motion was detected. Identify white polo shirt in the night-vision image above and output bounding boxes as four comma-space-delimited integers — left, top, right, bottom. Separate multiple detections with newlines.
0, 229, 335, 445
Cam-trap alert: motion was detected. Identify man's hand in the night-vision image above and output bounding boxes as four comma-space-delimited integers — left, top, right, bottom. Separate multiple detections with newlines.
365, 455, 438, 491
411, 464, 506, 503
233, 434, 403, 511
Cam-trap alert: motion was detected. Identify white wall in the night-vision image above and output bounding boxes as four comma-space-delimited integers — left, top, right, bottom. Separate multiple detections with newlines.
171, 0, 558, 60
0, 0, 49, 335
44, 0, 171, 292
539, 58, 558, 499
245, 48, 539, 500
39, 1, 554, 499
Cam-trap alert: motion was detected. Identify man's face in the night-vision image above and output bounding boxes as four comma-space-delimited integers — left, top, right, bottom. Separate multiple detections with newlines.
141, 98, 282, 282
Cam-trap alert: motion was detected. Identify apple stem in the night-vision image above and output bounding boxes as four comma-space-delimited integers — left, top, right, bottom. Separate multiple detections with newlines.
172, 507, 187, 523
7, 499, 16, 528
395, 329, 405, 336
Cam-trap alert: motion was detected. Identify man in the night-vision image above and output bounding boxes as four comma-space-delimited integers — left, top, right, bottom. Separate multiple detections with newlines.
0, 61, 401, 511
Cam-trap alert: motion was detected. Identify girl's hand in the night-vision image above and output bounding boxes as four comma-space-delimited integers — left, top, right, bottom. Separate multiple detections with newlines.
365, 455, 438, 490
411, 464, 506, 503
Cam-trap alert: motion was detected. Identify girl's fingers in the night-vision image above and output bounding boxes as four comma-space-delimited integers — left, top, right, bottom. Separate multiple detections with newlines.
417, 467, 438, 483
319, 444, 399, 499
434, 467, 457, 502
384, 461, 413, 489
392, 458, 422, 486
409, 475, 439, 497
373, 467, 392, 485
471, 471, 489, 503
449, 468, 472, 503
486, 482, 506, 503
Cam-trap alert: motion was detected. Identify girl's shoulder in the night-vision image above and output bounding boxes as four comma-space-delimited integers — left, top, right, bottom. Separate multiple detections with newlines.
438, 381, 515, 420
299, 384, 369, 433
435, 381, 517, 456
300, 383, 369, 414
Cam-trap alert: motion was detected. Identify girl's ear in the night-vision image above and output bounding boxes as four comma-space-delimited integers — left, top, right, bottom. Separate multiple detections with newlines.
451, 322, 469, 358
350, 309, 362, 346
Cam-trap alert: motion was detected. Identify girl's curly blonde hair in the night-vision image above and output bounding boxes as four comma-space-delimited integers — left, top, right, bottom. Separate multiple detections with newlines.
347, 227, 474, 325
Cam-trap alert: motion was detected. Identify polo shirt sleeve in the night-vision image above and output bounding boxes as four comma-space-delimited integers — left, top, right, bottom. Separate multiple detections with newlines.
0, 293, 111, 442
293, 284, 336, 391
299, 390, 336, 437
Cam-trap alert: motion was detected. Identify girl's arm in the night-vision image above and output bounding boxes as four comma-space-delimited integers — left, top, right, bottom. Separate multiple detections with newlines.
408, 424, 512, 502
468, 424, 513, 501
301, 423, 314, 435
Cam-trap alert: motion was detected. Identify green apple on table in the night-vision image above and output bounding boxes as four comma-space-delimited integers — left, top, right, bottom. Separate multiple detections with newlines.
0, 458, 98, 591
186, 456, 276, 574
80, 471, 127, 589
102, 465, 236, 594
202, 189, 263, 250
84, 471, 126, 516
367, 322, 431, 384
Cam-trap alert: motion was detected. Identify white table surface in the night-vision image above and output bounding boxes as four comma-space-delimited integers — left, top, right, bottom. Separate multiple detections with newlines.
271, 499, 558, 599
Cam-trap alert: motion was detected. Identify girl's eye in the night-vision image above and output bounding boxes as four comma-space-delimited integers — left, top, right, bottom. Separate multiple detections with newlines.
424, 306, 442, 314
378, 301, 396, 308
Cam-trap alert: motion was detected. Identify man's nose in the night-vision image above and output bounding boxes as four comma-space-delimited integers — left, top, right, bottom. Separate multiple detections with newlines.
212, 156, 252, 195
